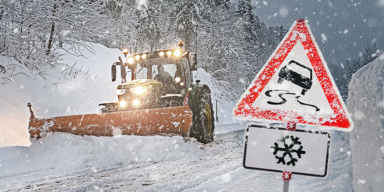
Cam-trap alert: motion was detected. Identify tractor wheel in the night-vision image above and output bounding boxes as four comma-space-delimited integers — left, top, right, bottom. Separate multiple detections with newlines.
191, 87, 215, 144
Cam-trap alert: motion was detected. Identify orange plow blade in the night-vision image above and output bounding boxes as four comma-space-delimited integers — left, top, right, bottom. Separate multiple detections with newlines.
29, 106, 192, 138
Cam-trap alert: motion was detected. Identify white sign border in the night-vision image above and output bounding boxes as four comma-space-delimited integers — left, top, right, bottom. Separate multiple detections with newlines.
243, 123, 332, 178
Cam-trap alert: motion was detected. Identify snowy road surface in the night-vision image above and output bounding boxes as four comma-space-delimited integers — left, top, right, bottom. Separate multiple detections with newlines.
0, 123, 353, 192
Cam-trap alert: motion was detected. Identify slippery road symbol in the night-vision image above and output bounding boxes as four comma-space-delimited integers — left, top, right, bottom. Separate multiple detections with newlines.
265, 60, 320, 111
265, 90, 320, 111
277, 60, 313, 95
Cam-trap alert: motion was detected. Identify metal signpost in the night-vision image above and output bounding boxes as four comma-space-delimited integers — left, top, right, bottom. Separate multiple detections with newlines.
232, 19, 353, 191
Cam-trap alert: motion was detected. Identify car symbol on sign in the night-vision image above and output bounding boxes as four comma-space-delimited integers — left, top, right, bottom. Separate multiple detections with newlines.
277, 60, 313, 95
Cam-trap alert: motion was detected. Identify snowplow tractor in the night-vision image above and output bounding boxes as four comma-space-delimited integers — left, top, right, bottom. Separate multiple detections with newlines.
28, 43, 215, 144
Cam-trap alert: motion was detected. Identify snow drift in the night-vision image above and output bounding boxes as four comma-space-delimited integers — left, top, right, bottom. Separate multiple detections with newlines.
0, 44, 122, 147
348, 53, 384, 191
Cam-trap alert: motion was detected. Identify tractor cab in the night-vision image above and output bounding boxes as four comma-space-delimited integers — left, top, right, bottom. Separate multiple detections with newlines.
130, 51, 192, 95
109, 44, 194, 111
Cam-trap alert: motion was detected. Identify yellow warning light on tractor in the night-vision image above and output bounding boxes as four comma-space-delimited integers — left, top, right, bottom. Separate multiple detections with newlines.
123, 49, 128, 57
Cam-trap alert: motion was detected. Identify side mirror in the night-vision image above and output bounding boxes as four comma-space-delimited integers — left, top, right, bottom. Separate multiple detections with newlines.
120, 62, 126, 83
190, 53, 197, 71
111, 64, 116, 82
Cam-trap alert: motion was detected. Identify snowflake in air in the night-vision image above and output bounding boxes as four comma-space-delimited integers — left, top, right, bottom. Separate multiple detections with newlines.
271, 135, 306, 166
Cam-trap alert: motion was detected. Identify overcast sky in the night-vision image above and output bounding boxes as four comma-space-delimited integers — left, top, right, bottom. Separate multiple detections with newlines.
252, 0, 384, 65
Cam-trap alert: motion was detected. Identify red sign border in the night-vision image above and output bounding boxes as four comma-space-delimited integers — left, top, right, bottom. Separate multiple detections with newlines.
232, 20, 353, 131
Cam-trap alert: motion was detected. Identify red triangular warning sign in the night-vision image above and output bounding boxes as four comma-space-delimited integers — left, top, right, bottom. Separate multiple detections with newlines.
232, 19, 353, 131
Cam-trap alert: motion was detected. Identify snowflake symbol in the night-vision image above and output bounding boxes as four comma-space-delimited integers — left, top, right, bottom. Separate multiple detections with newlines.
271, 135, 306, 166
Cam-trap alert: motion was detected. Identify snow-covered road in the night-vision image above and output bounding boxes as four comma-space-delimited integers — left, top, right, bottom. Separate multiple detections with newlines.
0, 123, 353, 192
3, 151, 240, 191
1, 128, 244, 191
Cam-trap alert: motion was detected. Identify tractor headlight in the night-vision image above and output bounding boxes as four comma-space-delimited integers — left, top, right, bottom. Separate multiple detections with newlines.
175, 77, 181, 83
135, 86, 146, 95
166, 50, 172, 56
127, 57, 134, 64
173, 49, 181, 57
117, 89, 126, 95
188, 87, 192, 91
141, 54, 147, 59
159, 51, 165, 57
133, 99, 140, 107
130, 86, 147, 95
135, 55, 140, 61
180, 82, 185, 86
119, 101, 127, 107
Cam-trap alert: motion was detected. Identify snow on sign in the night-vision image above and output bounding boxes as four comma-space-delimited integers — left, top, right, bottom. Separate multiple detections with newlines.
232, 19, 353, 131
243, 124, 331, 177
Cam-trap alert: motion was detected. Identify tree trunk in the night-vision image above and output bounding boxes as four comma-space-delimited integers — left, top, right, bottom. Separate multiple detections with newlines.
46, 3, 57, 55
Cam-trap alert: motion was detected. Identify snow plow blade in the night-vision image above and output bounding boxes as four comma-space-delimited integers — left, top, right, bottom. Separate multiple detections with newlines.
28, 106, 192, 138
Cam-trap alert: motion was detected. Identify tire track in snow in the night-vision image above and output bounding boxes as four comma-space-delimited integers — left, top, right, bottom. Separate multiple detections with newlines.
3, 129, 245, 192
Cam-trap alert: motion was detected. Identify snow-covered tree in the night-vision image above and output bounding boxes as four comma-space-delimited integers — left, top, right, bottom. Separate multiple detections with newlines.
0, 0, 106, 82
83, 0, 285, 101
0, 0, 287, 101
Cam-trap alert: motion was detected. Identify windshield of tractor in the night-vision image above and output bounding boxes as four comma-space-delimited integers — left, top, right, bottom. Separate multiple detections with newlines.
152, 64, 176, 79
135, 65, 147, 79
135, 57, 180, 80
135, 63, 176, 80
133, 56, 191, 89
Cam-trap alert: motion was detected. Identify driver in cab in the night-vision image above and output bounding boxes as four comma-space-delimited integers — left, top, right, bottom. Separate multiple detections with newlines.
154, 65, 173, 93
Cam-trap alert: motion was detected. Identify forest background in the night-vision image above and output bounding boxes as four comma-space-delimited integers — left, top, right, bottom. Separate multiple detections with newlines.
0, 0, 380, 101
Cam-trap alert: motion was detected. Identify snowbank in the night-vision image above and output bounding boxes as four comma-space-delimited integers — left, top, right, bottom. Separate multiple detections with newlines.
0, 133, 205, 182
347, 53, 384, 191
0, 43, 121, 147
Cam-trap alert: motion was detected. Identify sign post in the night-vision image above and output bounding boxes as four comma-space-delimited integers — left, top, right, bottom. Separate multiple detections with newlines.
282, 121, 296, 192
234, 19, 352, 191
282, 171, 292, 192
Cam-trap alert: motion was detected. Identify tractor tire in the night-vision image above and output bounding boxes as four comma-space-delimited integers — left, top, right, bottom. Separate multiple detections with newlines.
191, 87, 215, 144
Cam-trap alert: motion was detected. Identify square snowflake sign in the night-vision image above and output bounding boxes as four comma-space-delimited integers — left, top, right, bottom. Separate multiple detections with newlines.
243, 124, 331, 177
